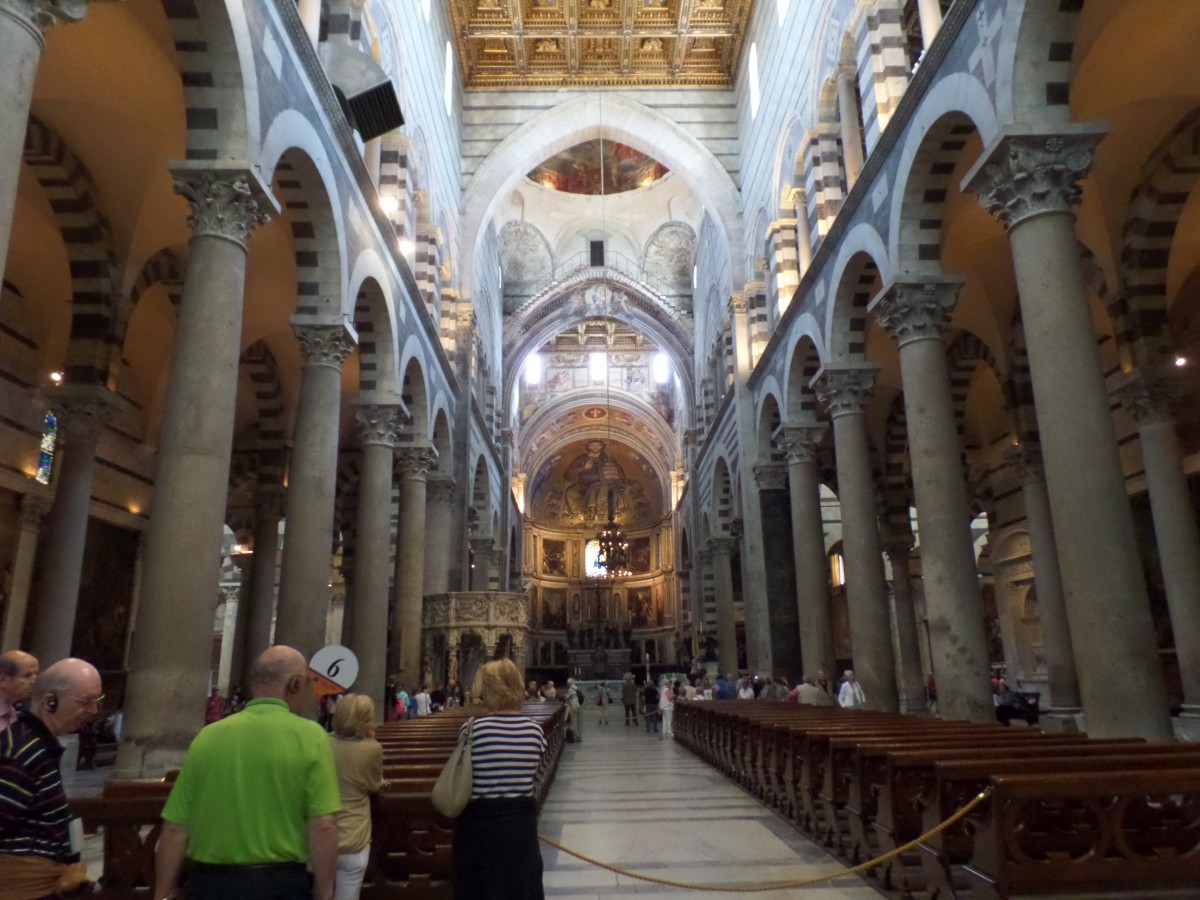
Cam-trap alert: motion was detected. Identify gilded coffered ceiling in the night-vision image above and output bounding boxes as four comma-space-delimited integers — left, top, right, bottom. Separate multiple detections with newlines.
446, 0, 756, 88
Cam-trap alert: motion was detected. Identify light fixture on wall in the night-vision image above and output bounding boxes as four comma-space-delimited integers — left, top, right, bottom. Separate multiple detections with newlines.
592, 96, 629, 579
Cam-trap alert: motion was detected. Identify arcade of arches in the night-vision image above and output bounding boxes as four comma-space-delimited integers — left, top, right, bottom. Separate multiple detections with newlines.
1, 0, 1200, 778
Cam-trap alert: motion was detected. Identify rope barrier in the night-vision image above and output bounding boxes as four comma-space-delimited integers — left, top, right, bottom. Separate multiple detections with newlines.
538, 786, 993, 892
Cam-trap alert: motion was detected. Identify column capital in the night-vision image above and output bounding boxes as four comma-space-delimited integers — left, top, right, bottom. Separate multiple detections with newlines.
870, 279, 963, 347
169, 164, 276, 248
706, 536, 736, 557
352, 401, 407, 448
812, 363, 879, 418
53, 385, 129, 446
1112, 367, 1186, 426
426, 476, 456, 503
470, 536, 495, 553
753, 463, 787, 492
882, 538, 913, 560
1005, 442, 1045, 486
728, 292, 749, 317
19, 492, 49, 529
394, 444, 438, 480
963, 125, 1106, 230
293, 320, 356, 370
499, 428, 514, 449
776, 423, 828, 465
0, 0, 91, 40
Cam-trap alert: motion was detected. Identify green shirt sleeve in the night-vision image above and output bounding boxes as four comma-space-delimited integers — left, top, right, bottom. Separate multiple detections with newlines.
307, 727, 342, 819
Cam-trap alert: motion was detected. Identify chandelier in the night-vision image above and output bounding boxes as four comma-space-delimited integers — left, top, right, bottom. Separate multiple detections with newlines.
591, 94, 628, 579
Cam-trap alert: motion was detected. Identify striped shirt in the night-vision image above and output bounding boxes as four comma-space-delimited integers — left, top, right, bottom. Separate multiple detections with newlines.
465, 714, 547, 799
0, 712, 76, 862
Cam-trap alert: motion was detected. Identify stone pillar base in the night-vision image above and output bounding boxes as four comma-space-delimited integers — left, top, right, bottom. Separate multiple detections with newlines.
1040, 707, 1085, 734
1173, 707, 1200, 742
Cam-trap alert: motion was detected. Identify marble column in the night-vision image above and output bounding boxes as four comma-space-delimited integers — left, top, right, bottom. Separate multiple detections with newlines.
755, 463, 801, 676
966, 128, 1173, 739
872, 281, 993, 722
836, 69, 865, 189
777, 424, 837, 680
0, 1, 97, 290
1114, 368, 1200, 715
423, 477, 455, 595
792, 189, 814, 276
1006, 445, 1081, 711
917, 0, 943, 49
392, 445, 437, 691
708, 537, 738, 677
275, 321, 354, 658
225, 552, 253, 696
813, 364, 899, 711
118, 168, 273, 778
239, 485, 283, 688
884, 540, 927, 713
349, 402, 403, 720
29, 387, 126, 663
0, 492, 48, 649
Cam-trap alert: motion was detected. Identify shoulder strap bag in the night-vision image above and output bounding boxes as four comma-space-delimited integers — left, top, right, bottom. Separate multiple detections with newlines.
432, 717, 474, 818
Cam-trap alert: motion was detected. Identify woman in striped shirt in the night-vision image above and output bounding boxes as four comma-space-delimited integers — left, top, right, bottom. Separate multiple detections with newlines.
454, 658, 548, 899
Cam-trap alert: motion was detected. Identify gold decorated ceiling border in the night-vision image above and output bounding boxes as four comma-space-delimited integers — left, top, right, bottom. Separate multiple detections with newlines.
447, 0, 755, 89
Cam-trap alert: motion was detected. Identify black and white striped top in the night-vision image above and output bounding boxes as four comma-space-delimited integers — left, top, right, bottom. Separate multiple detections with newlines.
465, 714, 547, 799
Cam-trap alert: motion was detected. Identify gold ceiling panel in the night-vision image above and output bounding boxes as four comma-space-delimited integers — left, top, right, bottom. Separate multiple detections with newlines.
449, 0, 755, 88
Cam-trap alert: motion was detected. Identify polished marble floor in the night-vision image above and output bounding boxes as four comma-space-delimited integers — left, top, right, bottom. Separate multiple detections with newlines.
538, 711, 884, 899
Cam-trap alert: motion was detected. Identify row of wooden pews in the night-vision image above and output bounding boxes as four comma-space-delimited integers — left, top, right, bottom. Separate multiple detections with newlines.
673, 701, 1200, 899
71, 701, 567, 899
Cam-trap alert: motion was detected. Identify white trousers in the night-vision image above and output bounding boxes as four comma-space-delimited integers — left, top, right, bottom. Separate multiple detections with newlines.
334, 845, 371, 900
661, 707, 674, 735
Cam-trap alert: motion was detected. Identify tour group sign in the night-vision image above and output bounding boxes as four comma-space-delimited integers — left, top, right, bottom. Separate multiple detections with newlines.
310, 645, 359, 697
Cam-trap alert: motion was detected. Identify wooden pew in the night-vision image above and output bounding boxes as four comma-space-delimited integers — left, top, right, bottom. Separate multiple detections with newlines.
916, 747, 1200, 899
962, 768, 1200, 900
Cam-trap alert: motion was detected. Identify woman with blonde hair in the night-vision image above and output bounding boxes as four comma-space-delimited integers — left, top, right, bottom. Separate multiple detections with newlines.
454, 658, 547, 899
329, 694, 384, 900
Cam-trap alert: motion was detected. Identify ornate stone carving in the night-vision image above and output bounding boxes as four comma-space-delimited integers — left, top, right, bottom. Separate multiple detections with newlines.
707, 536, 735, 557
777, 424, 827, 466
294, 324, 354, 369
426, 477, 456, 503
3, 0, 90, 34
728, 293, 749, 316
813, 365, 879, 418
872, 281, 962, 347
753, 464, 787, 492
172, 172, 270, 247
394, 445, 438, 480
1112, 369, 1185, 426
966, 130, 1104, 230
54, 388, 127, 446
353, 404, 405, 448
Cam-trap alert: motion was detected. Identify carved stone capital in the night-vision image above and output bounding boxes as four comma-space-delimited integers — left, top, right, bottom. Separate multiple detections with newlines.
883, 538, 913, 561
753, 464, 787, 492
294, 322, 355, 369
1005, 443, 1045, 486
1, 0, 90, 39
53, 386, 128, 446
871, 280, 963, 347
470, 537, 495, 553
812, 364, 879, 418
1112, 368, 1185, 426
353, 403, 406, 448
426, 476, 456, 504
499, 428, 514, 449
776, 424, 827, 466
394, 445, 438, 480
706, 536, 736, 557
170, 167, 274, 247
728, 292, 749, 316
19, 492, 49, 530
964, 127, 1106, 230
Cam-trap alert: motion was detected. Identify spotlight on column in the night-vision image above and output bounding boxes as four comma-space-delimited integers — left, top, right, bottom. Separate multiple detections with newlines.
323, 44, 405, 142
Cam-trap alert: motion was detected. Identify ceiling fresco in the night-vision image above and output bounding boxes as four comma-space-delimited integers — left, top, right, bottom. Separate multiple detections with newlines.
446, 0, 756, 88
527, 140, 669, 194
528, 437, 663, 528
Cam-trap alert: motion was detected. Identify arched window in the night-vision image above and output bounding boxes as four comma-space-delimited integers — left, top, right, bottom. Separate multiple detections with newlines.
748, 43, 761, 120
35, 411, 57, 485
829, 549, 845, 588
776, 0, 789, 25
443, 41, 454, 116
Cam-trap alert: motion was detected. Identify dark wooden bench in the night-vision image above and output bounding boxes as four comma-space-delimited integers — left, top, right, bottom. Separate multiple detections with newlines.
962, 768, 1200, 899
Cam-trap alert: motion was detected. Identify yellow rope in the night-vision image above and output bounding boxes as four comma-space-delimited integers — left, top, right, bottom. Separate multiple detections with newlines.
538, 786, 993, 892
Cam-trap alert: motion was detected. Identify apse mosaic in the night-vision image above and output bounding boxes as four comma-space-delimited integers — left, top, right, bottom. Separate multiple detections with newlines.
527, 141, 668, 195
529, 438, 661, 528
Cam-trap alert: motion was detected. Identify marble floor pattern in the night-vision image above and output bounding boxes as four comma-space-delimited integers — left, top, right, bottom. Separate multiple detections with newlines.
537, 711, 884, 899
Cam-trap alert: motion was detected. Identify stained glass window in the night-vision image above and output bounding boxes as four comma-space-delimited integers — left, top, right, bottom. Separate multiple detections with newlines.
36, 412, 56, 485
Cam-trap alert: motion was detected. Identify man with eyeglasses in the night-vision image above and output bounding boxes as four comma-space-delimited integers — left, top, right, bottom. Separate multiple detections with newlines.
0, 656, 103, 898
0, 649, 39, 732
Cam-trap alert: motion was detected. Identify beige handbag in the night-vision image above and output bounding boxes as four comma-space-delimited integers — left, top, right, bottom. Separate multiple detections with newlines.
431, 717, 474, 817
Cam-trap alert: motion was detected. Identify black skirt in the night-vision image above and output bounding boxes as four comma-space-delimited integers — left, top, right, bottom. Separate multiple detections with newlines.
452, 796, 545, 900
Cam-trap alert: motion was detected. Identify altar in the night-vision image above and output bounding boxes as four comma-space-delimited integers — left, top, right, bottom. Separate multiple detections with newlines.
567, 647, 632, 679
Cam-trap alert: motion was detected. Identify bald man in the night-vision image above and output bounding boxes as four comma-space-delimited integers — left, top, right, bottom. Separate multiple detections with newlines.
155, 646, 340, 900
0, 649, 38, 732
0, 657, 102, 897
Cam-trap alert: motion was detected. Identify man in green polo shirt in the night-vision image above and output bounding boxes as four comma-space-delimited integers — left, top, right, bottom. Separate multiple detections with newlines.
154, 646, 340, 900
